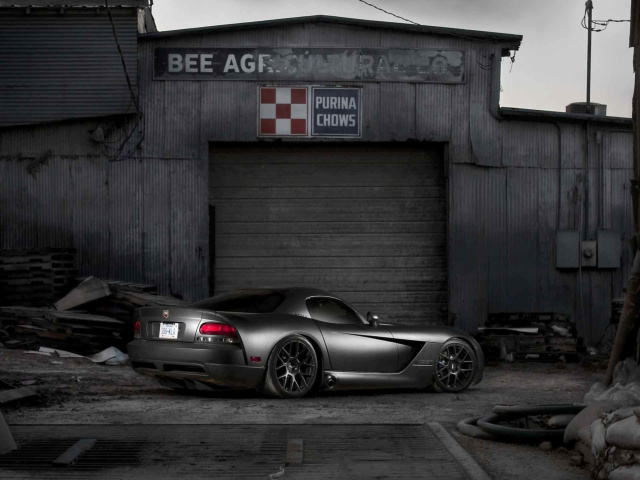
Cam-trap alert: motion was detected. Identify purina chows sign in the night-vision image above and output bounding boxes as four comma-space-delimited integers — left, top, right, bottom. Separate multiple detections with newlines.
154, 48, 465, 83
258, 86, 361, 138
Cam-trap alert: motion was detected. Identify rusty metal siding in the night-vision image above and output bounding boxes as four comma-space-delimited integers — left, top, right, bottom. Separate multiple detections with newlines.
502, 121, 559, 168
0, 8, 138, 126
1, 20, 635, 336
468, 46, 502, 167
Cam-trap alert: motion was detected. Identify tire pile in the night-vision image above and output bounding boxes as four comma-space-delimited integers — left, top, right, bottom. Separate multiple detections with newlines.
458, 404, 585, 443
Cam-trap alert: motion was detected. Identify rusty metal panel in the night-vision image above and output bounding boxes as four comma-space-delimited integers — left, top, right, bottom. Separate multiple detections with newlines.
537, 169, 574, 314
484, 168, 508, 313
141, 158, 171, 294
163, 82, 201, 158
449, 84, 472, 163
559, 124, 585, 169
416, 84, 451, 141
188, 24, 311, 48
355, 82, 379, 141
505, 168, 538, 311
610, 170, 634, 297
200, 81, 256, 142
468, 47, 502, 166
307, 22, 381, 47
502, 121, 559, 168
449, 164, 510, 331
379, 83, 415, 140
70, 156, 110, 278
170, 158, 208, 301
0, 119, 106, 156
605, 131, 634, 169
139, 40, 165, 160
107, 158, 144, 281
0, 8, 138, 126
448, 165, 489, 331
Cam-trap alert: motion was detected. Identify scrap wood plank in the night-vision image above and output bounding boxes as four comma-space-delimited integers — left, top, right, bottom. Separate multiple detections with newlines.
54, 276, 111, 311
52, 439, 96, 467
48, 312, 123, 326
0, 387, 38, 405
114, 291, 185, 307
285, 439, 303, 466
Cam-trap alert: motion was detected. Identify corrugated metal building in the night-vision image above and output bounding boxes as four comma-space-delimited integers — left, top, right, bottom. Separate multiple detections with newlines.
0, 11, 634, 343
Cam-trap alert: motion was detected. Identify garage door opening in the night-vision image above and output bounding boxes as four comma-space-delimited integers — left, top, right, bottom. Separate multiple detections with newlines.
208, 143, 447, 325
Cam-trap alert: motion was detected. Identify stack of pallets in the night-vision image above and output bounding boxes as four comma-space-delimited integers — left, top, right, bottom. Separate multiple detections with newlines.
0, 306, 124, 354
475, 312, 585, 362
0, 249, 78, 307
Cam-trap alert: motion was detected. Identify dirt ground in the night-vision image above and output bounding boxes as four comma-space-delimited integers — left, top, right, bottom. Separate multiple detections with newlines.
0, 348, 604, 479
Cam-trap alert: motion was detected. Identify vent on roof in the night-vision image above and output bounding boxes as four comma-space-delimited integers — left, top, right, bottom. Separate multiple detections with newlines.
566, 102, 607, 116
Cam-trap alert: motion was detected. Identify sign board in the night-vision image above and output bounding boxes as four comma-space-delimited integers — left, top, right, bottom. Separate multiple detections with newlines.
258, 87, 309, 137
257, 86, 362, 138
155, 48, 464, 83
311, 87, 361, 137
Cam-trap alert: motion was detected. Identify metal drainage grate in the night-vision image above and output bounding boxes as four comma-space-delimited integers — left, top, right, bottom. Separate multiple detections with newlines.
0, 438, 144, 471
1, 424, 471, 479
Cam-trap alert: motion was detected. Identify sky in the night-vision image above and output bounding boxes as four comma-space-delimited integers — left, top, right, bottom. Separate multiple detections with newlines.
151, 0, 634, 118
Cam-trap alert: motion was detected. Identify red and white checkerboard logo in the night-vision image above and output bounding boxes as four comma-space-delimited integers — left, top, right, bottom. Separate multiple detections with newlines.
259, 87, 308, 136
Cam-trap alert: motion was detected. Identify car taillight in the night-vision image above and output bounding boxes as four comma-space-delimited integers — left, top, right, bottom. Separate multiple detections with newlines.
197, 322, 239, 344
199, 322, 237, 336
134, 320, 141, 339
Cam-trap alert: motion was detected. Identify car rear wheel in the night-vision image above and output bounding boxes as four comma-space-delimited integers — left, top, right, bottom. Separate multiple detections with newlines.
263, 335, 318, 398
434, 339, 477, 393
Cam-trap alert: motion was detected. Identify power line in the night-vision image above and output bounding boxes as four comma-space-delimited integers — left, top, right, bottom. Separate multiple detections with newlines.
356, 0, 420, 26
581, 8, 630, 33
104, 0, 144, 162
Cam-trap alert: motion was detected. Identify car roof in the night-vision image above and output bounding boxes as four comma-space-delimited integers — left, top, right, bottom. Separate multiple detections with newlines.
222, 287, 346, 316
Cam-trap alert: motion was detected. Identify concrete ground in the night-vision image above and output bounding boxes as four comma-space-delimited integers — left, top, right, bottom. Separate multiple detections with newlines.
0, 348, 604, 479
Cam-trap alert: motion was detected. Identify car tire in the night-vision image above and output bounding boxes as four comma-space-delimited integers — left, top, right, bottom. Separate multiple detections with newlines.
263, 335, 319, 399
433, 338, 477, 393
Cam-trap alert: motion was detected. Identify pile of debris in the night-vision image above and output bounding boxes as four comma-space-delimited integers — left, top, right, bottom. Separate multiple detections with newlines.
0, 276, 186, 354
565, 358, 640, 479
0, 248, 78, 307
475, 312, 585, 362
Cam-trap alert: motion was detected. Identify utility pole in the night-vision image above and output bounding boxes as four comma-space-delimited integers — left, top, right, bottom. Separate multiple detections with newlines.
586, 0, 593, 114
603, 0, 640, 386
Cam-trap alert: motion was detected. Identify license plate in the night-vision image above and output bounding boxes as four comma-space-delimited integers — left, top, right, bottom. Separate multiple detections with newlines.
159, 322, 179, 339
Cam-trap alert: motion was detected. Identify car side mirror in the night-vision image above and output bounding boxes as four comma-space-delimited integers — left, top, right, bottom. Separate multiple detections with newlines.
367, 312, 379, 327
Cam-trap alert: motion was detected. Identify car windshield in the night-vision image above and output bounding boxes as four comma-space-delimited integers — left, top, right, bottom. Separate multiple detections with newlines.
191, 290, 285, 313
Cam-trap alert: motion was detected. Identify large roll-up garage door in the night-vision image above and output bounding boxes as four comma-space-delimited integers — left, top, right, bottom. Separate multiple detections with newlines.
208, 144, 447, 325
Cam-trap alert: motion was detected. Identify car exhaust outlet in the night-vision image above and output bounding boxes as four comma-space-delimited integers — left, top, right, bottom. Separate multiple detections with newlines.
325, 375, 337, 389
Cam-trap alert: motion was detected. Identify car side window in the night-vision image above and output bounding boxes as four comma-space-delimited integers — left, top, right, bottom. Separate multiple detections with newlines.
305, 297, 363, 325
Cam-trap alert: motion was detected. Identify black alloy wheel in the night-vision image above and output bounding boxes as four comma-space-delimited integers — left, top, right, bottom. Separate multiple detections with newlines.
264, 335, 318, 398
433, 339, 477, 393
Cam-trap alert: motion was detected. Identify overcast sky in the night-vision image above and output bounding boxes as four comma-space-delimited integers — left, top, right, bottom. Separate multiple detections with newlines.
151, 0, 634, 118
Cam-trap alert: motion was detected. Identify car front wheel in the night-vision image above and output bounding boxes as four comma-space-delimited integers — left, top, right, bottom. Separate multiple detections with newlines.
433, 339, 477, 393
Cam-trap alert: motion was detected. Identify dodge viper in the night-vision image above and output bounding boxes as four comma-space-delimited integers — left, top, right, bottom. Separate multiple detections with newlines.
128, 287, 483, 398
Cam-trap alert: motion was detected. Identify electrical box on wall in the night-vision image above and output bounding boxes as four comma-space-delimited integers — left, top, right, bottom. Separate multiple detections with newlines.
581, 241, 597, 267
556, 230, 621, 269
556, 230, 580, 269
597, 230, 621, 269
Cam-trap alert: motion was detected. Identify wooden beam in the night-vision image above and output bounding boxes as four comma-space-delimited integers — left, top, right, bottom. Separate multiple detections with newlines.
52, 439, 96, 467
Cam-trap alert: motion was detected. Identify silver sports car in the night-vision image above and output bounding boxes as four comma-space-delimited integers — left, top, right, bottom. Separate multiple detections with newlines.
128, 288, 484, 398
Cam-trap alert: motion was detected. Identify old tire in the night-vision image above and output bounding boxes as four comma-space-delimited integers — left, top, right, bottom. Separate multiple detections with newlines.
263, 335, 318, 399
434, 338, 477, 393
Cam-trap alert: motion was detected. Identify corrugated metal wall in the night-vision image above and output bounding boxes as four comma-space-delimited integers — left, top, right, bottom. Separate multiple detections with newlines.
0, 7, 138, 126
448, 124, 634, 343
0, 20, 634, 342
